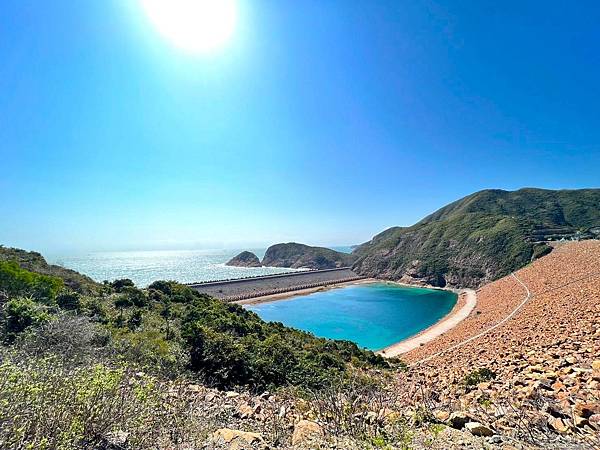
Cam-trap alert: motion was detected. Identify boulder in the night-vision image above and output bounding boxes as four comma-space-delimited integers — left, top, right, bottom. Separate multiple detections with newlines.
104, 430, 129, 449
291, 420, 323, 446
434, 410, 450, 422
465, 422, 494, 437
574, 402, 600, 419
213, 428, 263, 446
548, 417, 570, 433
236, 402, 255, 419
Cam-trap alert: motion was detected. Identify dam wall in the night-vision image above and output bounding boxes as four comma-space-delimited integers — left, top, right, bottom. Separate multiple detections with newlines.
188, 267, 364, 301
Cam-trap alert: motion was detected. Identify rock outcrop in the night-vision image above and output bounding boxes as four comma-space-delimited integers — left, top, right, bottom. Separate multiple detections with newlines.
261, 243, 355, 270
226, 251, 262, 268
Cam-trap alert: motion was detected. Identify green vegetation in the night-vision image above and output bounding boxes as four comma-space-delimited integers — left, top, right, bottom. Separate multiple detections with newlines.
0, 247, 391, 392
0, 260, 63, 301
0, 355, 213, 449
353, 188, 600, 287
463, 367, 497, 387
262, 242, 356, 269
0, 246, 99, 293
0, 247, 404, 448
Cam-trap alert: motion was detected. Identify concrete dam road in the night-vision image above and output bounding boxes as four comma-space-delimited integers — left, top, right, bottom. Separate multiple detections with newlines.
188, 267, 365, 301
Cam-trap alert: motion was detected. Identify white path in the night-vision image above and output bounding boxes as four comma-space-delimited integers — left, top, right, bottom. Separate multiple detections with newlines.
377, 288, 478, 358
407, 273, 531, 367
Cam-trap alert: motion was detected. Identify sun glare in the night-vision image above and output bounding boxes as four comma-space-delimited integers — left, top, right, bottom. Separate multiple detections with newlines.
141, 0, 238, 54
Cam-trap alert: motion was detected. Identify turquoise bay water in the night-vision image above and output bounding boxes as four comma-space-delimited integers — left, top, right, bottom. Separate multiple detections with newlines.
247, 283, 457, 351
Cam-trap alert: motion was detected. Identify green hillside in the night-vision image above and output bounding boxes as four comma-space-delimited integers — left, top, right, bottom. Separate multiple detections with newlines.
353, 188, 600, 288
262, 242, 355, 269
0, 246, 100, 293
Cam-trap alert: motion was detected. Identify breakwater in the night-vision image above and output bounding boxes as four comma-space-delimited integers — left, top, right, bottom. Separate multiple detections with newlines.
188, 267, 364, 301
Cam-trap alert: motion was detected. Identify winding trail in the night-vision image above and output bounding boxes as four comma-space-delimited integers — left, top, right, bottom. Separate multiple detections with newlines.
378, 288, 477, 358
408, 273, 531, 367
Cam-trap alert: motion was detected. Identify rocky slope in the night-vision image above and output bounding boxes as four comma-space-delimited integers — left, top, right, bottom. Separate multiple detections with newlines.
398, 241, 600, 449
226, 251, 262, 267
352, 188, 600, 288
261, 242, 355, 270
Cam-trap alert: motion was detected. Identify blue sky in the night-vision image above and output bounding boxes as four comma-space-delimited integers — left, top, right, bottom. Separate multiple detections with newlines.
1, 1, 600, 254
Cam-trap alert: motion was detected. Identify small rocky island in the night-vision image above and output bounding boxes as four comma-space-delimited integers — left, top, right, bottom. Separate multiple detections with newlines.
226, 251, 262, 267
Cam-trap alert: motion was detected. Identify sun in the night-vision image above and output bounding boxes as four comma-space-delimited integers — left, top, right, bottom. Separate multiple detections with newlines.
141, 0, 238, 54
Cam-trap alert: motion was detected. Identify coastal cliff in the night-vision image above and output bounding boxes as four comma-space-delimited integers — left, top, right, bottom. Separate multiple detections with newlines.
352, 188, 600, 288
226, 251, 262, 267
262, 243, 355, 270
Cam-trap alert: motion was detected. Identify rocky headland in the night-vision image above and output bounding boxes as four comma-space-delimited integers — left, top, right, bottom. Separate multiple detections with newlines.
226, 251, 262, 267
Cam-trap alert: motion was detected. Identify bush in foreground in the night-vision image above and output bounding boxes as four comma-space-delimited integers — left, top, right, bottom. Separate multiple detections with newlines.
0, 355, 212, 450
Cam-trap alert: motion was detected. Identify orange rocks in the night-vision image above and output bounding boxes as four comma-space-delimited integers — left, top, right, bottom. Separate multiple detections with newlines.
398, 241, 600, 447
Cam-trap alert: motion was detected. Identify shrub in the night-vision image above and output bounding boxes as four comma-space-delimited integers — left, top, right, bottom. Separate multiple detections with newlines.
463, 367, 496, 386
1, 297, 51, 341
122, 286, 149, 307
0, 355, 212, 449
56, 290, 81, 310
109, 278, 135, 293
127, 309, 144, 330
113, 329, 186, 376
14, 315, 111, 364
0, 260, 63, 302
181, 295, 391, 391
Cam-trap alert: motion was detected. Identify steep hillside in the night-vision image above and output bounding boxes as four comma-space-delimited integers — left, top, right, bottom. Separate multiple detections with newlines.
262, 242, 355, 269
353, 188, 600, 287
0, 246, 99, 293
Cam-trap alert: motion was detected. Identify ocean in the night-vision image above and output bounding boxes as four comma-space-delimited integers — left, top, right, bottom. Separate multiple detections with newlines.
50, 246, 354, 287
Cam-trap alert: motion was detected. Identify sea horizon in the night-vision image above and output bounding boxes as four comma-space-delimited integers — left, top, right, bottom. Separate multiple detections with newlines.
49, 245, 355, 287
